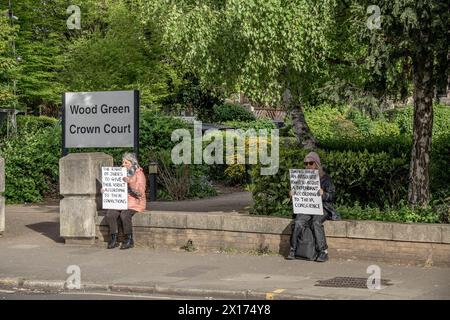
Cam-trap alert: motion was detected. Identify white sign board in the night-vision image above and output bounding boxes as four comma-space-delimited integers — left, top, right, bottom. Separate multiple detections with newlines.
64, 90, 137, 148
289, 169, 323, 215
102, 167, 128, 210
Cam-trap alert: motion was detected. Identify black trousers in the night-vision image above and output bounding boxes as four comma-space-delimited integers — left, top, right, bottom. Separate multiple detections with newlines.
290, 213, 328, 252
106, 210, 136, 235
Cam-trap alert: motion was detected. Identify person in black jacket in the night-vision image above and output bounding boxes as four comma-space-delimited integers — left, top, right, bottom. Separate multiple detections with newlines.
287, 151, 340, 262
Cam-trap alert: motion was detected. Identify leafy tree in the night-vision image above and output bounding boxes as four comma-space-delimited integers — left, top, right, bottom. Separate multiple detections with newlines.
0, 7, 19, 108
60, 0, 179, 109
350, 0, 449, 206
141, 0, 340, 149
9, 0, 67, 115
160, 73, 224, 121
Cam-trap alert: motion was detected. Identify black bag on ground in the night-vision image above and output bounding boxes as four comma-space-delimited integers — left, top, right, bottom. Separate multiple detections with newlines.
295, 224, 318, 260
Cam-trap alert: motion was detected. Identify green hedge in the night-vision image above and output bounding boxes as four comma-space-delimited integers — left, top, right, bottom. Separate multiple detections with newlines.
250, 148, 410, 216
212, 103, 255, 123
386, 104, 450, 138
337, 203, 443, 224
0, 115, 58, 141
223, 119, 276, 131
304, 104, 450, 141
0, 125, 61, 203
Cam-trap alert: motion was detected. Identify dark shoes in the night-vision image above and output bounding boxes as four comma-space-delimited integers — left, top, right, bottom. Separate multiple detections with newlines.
286, 248, 296, 260
107, 233, 119, 249
107, 233, 134, 249
120, 234, 134, 250
315, 251, 329, 262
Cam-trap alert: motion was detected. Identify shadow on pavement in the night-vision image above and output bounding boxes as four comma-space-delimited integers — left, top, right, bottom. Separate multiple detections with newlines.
26, 221, 64, 243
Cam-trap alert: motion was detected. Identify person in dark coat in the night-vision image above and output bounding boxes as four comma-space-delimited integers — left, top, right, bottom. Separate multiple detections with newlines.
287, 151, 340, 262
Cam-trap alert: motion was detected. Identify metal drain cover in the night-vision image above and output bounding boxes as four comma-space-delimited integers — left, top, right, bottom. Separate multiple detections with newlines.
315, 277, 392, 289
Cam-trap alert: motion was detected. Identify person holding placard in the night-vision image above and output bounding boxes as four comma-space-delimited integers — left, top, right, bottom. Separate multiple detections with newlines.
105, 152, 146, 249
287, 152, 339, 262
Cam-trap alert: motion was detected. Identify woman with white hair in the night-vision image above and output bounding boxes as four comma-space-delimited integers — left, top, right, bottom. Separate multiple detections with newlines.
106, 152, 146, 249
287, 151, 339, 262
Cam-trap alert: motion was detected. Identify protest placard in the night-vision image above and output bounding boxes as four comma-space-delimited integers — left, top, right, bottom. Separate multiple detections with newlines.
289, 169, 323, 215
102, 167, 127, 210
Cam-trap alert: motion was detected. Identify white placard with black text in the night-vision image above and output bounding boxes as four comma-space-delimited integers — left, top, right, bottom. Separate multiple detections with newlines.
102, 167, 127, 210
289, 169, 323, 215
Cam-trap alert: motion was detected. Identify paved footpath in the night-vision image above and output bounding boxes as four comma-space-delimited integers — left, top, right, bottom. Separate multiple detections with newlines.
0, 203, 449, 300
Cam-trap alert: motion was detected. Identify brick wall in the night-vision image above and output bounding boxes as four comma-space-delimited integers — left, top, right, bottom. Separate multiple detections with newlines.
96, 211, 450, 267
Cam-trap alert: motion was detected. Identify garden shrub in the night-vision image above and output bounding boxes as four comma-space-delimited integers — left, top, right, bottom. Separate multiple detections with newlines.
0, 124, 61, 203
206, 126, 276, 186
0, 115, 58, 141
139, 110, 190, 162
337, 202, 441, 223
250, 148, 410, 217
223, 119, 276, 131
151, 150, 216, 200
387, 104, 450, 138
212, 103, 255, 123
430, 132, 450, 199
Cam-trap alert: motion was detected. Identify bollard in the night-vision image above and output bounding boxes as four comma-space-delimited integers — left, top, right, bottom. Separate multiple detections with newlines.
148, 162, 158, 202
60, 152, 113, 245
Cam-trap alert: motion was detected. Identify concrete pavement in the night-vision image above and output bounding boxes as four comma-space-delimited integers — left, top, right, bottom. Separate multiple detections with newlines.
0, 203, 449, 300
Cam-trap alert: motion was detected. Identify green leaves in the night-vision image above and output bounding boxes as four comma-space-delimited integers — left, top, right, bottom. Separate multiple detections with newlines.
0, 10, 19, 108
61, 1, 174, 108
0, 120, 60, 203
250, 147, 410, 216
144, 0, 337, 104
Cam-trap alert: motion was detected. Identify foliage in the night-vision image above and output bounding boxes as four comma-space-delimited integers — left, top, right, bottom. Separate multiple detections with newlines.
223, 119, 276, 131
0, 115, 58, 140
143, 0, 337, 105
11, 0, 67, 114
0, 124, 60, 203
139, 109, 189, 163
6, 0, 181, 114
429, 133, 450, 199
223, 164, 247, 186
61, 1, 175, 109
0, 9, 19, 108
181, 239, 197, 252
161, 73, 224, 121
0, 112, 215, 203
152, 150, 191, 200
387, 104, 450, 138
250, 148, 411, 216
337, 202, 442, 224
151, 150, 216, 200
188, 168, 217, 199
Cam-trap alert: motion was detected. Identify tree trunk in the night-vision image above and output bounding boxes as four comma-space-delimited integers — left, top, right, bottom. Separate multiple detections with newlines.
289, 106, 318, 150
283, 85, 317, 150
408, 48, 434, 207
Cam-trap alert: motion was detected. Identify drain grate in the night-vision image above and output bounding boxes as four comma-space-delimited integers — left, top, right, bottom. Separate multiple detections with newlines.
315, 277, 393, 289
